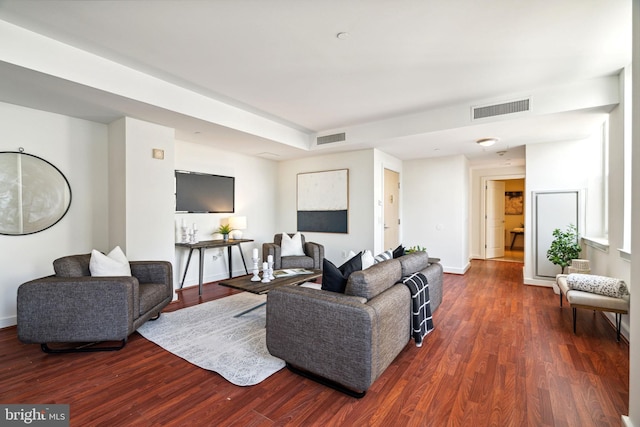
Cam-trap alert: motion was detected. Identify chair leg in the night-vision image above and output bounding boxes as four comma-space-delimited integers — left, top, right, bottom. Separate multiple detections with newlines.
616, 313, 622, 342
572, 308, 577, 334
559, 293, 563, 307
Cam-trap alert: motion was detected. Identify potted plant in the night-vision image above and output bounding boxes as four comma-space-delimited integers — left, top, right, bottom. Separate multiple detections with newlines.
546, 224, 581, 274
405, 245, 427, 254
216, 224, 233, 241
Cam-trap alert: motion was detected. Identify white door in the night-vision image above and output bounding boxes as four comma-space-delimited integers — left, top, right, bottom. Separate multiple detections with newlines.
486, 180, 505, 258
383, 169, 400, 250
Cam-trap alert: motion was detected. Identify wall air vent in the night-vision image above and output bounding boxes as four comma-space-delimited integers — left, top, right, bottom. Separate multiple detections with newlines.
317, 132, 346, 145
472, 98, 530, 120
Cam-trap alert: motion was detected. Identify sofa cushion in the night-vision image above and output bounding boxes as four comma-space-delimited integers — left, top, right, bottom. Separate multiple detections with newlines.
281, 255, 314, 270
322, 253, 362, 293
90, 246, 132, 277
345, 258, 401, 300
53, 254, 92, 277
398, 251, 430, 277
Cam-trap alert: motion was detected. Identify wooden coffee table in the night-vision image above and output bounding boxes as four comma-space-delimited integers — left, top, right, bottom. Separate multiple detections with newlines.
219, 269, 322, 317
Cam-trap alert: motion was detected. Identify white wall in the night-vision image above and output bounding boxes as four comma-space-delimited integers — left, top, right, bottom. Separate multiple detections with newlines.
524, 130, 609, 286
403, 155, 470, 274
119, 118, 176, 262
277, 150, 376, 265
627, 2, 639, 424
0, 102, 109, 327
174, 140, 279, 285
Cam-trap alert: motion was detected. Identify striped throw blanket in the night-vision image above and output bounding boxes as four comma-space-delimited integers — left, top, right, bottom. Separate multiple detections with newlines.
402, 272, 434, 347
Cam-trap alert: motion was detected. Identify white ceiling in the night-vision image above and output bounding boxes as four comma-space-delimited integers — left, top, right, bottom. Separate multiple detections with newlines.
0, 0, 631, 164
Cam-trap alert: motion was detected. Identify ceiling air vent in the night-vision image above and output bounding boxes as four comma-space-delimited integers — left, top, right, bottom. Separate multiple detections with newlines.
317, 132, 346, 145
472, 98, 530, 120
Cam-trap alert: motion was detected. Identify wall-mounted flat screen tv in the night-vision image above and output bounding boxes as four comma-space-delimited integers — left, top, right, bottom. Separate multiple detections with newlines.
175, 170, 235, 213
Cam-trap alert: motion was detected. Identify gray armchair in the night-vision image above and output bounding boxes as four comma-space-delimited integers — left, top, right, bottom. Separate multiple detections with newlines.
17, 254, 173, 353
263, 233, 324, 270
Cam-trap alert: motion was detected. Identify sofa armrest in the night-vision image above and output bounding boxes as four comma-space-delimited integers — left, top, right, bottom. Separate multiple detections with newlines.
263, 243, 282, 269
17, 276, 138, 344
303, 242, 325, 270
130, 261, 173, 297
267, 285, 379, 392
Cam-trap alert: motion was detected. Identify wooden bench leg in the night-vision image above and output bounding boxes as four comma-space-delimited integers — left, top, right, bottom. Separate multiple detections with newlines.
572, 307, 577, 334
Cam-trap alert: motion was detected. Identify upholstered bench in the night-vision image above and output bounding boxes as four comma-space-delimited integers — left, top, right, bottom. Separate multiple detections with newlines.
556, 274, 630, 341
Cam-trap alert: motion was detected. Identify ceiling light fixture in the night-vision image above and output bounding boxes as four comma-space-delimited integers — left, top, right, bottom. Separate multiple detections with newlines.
336, 32, 350, 40
476, 137, 499, 147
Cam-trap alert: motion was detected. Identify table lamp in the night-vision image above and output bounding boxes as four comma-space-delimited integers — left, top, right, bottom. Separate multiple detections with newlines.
228, 216, 247, 239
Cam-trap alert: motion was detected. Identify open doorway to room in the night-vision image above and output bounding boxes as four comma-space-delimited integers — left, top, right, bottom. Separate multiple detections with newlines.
484, 177, 525, 262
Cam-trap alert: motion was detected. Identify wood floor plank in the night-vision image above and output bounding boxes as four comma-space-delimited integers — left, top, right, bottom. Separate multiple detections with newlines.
0, 260, 629, 426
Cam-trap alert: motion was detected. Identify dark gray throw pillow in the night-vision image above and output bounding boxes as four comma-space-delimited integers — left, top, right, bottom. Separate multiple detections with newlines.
321, 252, 363, 293
392, 244, 405, 258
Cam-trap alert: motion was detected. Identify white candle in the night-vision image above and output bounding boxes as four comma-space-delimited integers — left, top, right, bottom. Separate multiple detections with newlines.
181, 218, 186, 228
193, 223, 197, 231
262, 262, 268, 272
253, 248, 259, 259
267, 254, 273, 263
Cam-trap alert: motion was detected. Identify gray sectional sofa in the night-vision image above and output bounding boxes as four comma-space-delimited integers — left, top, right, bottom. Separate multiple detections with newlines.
266, 251, 443, 396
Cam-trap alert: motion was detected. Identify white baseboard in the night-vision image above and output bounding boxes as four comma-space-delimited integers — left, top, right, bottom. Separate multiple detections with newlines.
622, 415, 634, 427
443, 262, 471, 275
0, 315, 17, 329
523, 277, 554, 287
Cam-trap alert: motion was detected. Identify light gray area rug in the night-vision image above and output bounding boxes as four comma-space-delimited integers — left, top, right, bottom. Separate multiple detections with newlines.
137, 292, 285, 386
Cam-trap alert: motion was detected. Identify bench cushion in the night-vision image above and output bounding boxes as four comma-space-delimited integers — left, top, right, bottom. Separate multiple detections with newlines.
566, 273, 629, 298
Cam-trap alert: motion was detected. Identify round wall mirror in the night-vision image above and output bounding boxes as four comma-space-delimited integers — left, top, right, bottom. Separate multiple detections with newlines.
0, 150, 72, 235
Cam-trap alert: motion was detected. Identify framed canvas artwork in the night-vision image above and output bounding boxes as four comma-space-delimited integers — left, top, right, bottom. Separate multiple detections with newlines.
297, 169, 348, 233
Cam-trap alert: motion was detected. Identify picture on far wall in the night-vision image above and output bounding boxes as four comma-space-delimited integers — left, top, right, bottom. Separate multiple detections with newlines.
505, 191, 523, 215
297, 169, 348, 233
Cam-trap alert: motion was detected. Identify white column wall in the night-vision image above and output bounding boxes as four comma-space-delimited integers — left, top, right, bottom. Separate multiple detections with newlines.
403, 155, 470, 274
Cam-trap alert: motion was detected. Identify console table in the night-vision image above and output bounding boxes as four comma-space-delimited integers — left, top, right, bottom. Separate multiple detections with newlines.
175, 239, 253, 296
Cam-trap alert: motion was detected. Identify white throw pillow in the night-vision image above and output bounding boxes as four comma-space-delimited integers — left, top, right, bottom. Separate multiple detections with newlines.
90, 246, 132, 276
347, 249, 375, 270
280, 232, 305, 256
361, 250, 375, 270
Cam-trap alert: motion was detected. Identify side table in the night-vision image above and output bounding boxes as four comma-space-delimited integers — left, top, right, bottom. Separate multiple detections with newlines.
175, 239, 253, 296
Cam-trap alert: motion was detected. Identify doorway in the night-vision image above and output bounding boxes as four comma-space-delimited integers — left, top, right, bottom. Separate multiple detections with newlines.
484, 177, 525, 262
383, 168, 400, 250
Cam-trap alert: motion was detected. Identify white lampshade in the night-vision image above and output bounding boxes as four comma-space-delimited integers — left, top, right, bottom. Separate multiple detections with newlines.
228, 216, 247, 239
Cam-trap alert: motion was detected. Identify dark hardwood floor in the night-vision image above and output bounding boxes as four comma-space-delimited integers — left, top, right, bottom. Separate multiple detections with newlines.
0, 260, 629, 426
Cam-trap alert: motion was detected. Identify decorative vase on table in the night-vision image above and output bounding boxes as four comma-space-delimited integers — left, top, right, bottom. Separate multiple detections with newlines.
222, 233, 229, 242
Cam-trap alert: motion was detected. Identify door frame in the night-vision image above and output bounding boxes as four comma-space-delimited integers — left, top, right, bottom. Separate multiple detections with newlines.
479, 174, 525, 259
